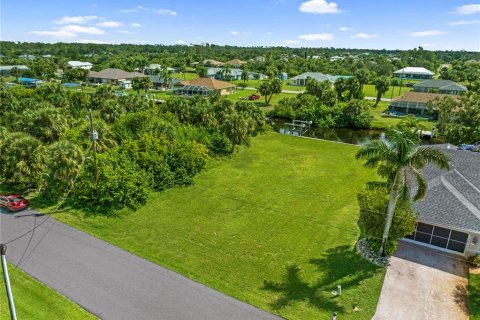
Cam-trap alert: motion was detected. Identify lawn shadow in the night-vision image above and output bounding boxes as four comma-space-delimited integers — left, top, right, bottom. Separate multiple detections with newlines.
262, 245, 381, 312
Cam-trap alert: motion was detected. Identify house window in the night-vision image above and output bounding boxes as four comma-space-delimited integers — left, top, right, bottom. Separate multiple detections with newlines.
406, 222, 468, 253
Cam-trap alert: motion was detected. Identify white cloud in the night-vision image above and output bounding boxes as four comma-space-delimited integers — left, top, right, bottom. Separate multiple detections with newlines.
176, 40, 186, 44
118, 30, 133, 34
131, 22, 141, 27
405, 29, 446, 37
299, 0, 340, 14
339, 27, 354, 31
55, 15, 99, 24
59, 25, 105, 35
448, 19, 480, 25
452, 4, 480, 15
298, 33, 334, 40
29, 30, 77, 38
265, 32, 273, 36
157, 9, 177, 16
97, 21, 123, 28
285, 40, 301, 44
351, 32, 379, 39
230, 30, 251, 36
230, 31, 239, 35
120, 5, 146, 13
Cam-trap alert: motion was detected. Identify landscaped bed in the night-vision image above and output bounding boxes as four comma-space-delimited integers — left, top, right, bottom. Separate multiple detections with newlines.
54, 133, 386, 319
0, 262, 96, 320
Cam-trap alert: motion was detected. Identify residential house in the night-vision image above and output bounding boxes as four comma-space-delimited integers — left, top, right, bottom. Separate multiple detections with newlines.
207, 67, 267, 81
88, 68, 146, 85
405, 144, 480, 257
173, 77, 236, 96
393, 67, 434, 80
413, 80, 467, 95
288, 72, 336, 86
224, 59, 247, 68
19, 54, 35, 60
202, 59, 224, 67
17, 77, 43, 88
389, 92, 459, 117
278, 72, 288, 81
0, 65, 30, 76
119, 80, 132, 90
68, 61, 93, 70
149, 75, 182, 89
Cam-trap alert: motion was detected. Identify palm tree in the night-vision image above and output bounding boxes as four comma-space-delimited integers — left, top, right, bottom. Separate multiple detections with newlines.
374, 76, 390, 106
46, 140, 85, 189
355, 129, 449, 255
354, 69, 370, 91
222, 64, 232, 81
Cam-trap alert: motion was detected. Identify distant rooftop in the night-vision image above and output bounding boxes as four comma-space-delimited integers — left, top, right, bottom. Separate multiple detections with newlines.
393, 67, 434, 75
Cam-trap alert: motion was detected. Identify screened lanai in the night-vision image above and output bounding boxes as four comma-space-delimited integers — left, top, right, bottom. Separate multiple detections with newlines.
173, 85, 212, 96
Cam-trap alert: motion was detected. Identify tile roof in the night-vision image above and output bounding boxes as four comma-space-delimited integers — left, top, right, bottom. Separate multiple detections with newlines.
416, 145, 480, 232
225, 59, 247, 66
176, 77, 236, 90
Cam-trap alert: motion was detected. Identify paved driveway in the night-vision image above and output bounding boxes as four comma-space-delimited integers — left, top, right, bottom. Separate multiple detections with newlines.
373, 241, 469, 320
0, 209, 282, 320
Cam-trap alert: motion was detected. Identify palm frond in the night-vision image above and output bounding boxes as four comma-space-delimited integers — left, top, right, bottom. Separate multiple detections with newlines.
411, 147, 450, 170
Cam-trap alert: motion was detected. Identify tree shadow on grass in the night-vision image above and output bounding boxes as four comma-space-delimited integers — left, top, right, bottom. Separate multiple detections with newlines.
262, 245, 382, 312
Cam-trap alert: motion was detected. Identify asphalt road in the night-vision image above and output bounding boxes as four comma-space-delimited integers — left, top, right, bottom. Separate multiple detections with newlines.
0, 209, 282, 320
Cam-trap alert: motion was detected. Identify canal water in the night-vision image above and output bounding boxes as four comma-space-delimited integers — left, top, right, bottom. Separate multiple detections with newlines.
270, 118, 438, 146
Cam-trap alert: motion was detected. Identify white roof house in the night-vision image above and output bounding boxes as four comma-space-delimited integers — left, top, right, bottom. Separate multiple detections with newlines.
68, 61, 93, 70
288, 72, 336, 86
393, 67, 434, 80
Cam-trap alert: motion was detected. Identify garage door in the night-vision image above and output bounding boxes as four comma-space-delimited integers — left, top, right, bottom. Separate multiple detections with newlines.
405, 222, 468, 253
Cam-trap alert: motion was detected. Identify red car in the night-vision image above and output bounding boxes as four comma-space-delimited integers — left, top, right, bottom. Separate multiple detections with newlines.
249, 94, 260, 100
0, 194, 29, 212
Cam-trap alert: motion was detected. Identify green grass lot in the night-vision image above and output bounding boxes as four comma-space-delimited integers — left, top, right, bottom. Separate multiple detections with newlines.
172, 72, 197, 81
369, 101, 434, 131
54, 134, 385, 320
362, 84, 411, 99
0, 262, 96, 320
469, 273, 480, 320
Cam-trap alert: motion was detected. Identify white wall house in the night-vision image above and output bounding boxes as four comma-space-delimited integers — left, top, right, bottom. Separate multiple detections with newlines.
68, 61, 93, 70
393, 67, 434, 80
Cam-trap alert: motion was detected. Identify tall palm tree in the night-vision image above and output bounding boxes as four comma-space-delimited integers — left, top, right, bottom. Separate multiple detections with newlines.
374, 76, 390, 106
355, 129, 449, 255
46, 140, 85, 189
222, 64, 232, 81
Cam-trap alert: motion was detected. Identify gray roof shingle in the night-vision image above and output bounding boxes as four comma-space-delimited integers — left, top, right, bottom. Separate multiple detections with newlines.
415, 145, 480, 232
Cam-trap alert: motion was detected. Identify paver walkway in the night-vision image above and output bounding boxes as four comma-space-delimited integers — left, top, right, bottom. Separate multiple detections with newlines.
373, 241, 469, 320
0, 209, 282, 320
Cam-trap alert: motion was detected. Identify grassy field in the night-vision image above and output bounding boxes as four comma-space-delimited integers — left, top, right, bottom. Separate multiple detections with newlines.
0, 262, 96, 320
54, 133, 385, 320
469, 273, 480, 320
363, 84, 411, 99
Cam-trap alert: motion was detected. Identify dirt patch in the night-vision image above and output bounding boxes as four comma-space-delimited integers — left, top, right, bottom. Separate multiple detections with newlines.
470, 267, 480, 275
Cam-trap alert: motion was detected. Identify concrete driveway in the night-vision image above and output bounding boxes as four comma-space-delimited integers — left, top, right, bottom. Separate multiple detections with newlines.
373, 241, 469, 320
0, 209, 282, 320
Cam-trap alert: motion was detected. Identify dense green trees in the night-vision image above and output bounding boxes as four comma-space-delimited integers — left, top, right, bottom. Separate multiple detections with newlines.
0, 81, 265, 213
373, 76, 389, 106
428, 92, 480, 144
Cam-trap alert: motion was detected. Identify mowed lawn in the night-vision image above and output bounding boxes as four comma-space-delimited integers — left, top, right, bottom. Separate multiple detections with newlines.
0, 263, 96, 320
363, 84, 411, 99
469, 273, 480, 320
56, 134, 385, 319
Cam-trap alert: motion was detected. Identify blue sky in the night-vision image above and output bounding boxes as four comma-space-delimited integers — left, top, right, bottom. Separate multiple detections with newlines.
1, 0, 480, 51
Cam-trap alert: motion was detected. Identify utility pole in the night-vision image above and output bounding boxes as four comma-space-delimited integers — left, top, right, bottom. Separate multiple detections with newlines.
88, 109, 99, 201
1, 244, 17, 320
